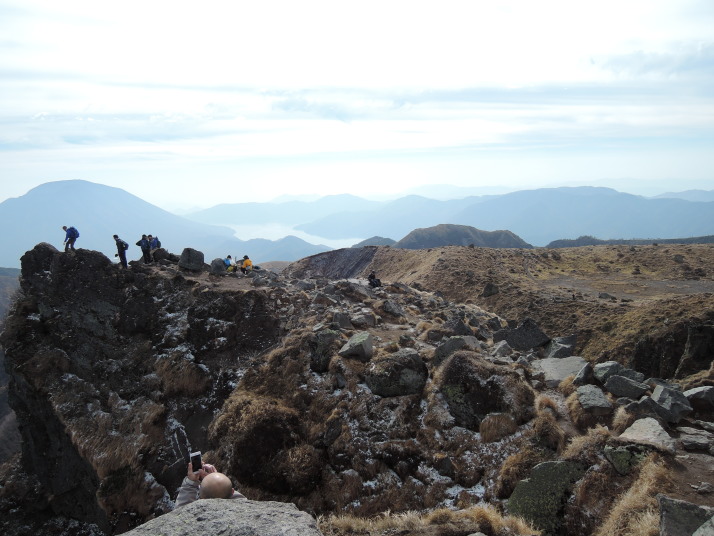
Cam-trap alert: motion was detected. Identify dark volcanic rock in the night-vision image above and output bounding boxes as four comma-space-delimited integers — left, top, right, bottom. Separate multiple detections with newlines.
364, 348, 428, 397
0, 245, 284, 533
178, 248, 204, 271
493, 317, 550, 351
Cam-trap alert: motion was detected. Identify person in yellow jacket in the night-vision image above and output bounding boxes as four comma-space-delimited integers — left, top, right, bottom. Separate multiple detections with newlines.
240, 255, 253, 274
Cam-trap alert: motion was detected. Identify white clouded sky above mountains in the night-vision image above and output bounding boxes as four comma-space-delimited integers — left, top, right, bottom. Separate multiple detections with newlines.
1, 0, 713, 211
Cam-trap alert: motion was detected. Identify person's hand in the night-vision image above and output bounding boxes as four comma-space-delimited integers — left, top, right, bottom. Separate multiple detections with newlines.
187, 462, 206, 482
202, 463, 216, 475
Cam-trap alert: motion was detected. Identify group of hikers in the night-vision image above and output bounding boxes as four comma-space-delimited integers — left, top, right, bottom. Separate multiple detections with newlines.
62, 225, 255, 274
223, 254, 253, 274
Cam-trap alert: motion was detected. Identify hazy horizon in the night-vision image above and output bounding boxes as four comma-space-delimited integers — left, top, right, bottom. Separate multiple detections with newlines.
1, 1, 713, 210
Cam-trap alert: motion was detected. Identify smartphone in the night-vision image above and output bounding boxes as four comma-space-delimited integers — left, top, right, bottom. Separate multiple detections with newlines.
190, 451, 202, 472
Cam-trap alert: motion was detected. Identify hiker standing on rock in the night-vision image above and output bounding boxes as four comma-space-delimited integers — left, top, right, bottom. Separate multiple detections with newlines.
136, 234, 151, 264
113, 234, 129, 269
62, 225, 79, 252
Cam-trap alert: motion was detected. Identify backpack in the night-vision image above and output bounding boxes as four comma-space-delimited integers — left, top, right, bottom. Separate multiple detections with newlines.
68, 227, 79, 239
119, 239, 129, 250
155, 238, 161, 248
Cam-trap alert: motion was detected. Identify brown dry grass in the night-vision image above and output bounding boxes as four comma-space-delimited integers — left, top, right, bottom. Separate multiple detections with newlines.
319, 504, 540, 536
479, 413, 518, 443
562, 425, 611, 465
557, 375, 577, 396
494, 444, 548, 499
535, 393, 558, 412
612, 406, 637, 434
154, 354, 210, 396
531, 410, 566, 452
594, 455, 673, 536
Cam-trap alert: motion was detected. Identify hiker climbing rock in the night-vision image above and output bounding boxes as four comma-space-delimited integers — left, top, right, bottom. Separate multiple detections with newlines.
62, 225, 79, 252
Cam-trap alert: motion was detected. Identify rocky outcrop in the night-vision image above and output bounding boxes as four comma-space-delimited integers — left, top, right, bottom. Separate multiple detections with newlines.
1, 245, 284, 533
123, 499, 323, 536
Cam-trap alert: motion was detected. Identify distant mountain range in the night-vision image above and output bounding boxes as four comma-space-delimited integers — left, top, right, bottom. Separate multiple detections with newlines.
0, 181, 330, 268
3, 180, 713, 269
288, 187, 714, 246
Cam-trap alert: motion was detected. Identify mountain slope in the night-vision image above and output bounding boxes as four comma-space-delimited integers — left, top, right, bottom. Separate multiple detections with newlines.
0, 180, 330, 267
394, 224, 532, 249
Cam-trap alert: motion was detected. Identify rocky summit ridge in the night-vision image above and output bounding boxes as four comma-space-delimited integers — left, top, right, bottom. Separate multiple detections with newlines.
0, 242, 712, 536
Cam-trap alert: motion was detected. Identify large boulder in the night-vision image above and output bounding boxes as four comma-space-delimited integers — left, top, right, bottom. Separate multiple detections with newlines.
364, 348, 428, 397
122, 499, 324, 536
338, 332, 374, 362
604, 375, 649, 399
434, 352, 534, 430
507, 461, 585, 535
493, 318, 550, 351
618, 417, 676, 454
178, 248, 204, 271
651, 385, 693, 424
576, 385, 613, 416
685, 386, 714, 412
658, 495, 714, 536
210, 258, 226, 275
544, 334, 577, 359
433, 336, 483, 367
531, 356, 587, 388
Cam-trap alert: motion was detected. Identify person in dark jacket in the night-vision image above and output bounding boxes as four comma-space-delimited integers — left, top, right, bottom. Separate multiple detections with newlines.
136, 234, 151, 263
113, 234, 129, 269
62, 226, 79, 252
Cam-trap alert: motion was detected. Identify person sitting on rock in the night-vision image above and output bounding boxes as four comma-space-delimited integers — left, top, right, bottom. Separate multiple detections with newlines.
224, 255, 236, 272
175, 462, 245, 508
368, 271, 382, 288
240, 255, 253, 274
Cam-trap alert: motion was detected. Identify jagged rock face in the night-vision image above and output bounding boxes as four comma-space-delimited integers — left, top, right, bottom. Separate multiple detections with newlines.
1, 245, 284, 533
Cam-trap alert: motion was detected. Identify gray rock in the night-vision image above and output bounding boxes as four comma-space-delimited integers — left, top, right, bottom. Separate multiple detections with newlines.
651, 385, 693, 424
604, 375, 649, 399
433, 336, 483, 367
576, 385, 613, 416
382, 299, 405, 317
480, 282, 499, 297
364, 348, 428, 397
332, 311, 354, 330
676, 427, 714, 451
493, 317, 550, 351
694, 516, 714, 536
572, 362, 594, 386
544, 334, 577, 359
442, 317, 474, 336
295, 279, 316, 291
351, 312, 377, 328
531, 356, 587, 388
603, 444, 649, 475
507, 461, 586, 535
122, 499, 323, 536
658, 494, 714, 536
593, 361, 625, 384
338, 332, 374, 362
178, 248, 205, 271
618, 417, 676, 454
309, 329, 341, 373
646, 377, 682, 391
685, 386, 714, 412
491, 339, 513, 358
209, 258, 226, 274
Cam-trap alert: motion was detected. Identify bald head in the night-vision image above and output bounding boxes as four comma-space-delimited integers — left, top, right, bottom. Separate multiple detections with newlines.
199, 472, 233, 499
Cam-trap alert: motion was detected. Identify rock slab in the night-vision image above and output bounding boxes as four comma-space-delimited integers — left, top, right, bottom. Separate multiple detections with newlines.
122, 499, 324, 536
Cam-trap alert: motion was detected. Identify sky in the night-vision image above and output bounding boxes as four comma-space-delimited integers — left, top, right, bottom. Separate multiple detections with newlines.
1, 0, 713, 212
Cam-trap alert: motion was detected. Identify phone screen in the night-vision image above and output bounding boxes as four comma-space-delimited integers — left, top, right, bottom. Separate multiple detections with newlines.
190, 451, 202, 472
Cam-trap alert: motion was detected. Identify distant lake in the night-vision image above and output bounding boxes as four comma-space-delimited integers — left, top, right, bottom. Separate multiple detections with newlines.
227, 224, 362, 250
